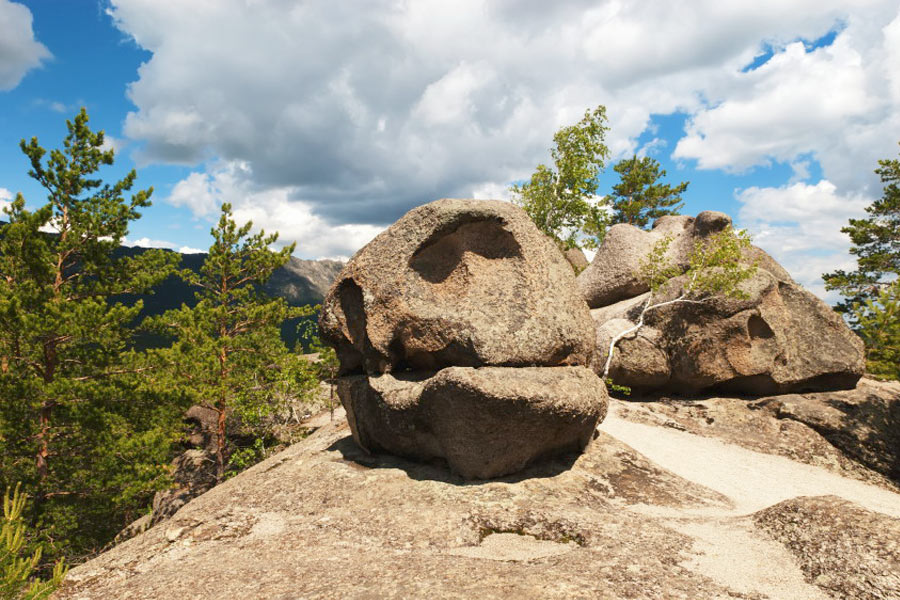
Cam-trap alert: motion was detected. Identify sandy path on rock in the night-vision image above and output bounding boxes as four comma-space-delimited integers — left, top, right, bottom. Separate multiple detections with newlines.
600, 402, 900, 518
599, 401, 900, 600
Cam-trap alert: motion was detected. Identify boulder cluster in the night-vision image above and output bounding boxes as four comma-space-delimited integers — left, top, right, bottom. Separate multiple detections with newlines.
321, 200, 866, 479
578, 212, 866, 394
319, 199, 608, 479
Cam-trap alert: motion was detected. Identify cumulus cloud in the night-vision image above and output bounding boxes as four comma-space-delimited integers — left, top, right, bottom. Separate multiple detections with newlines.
106, 0, 899, 275
736, 180, 870, 299
0, 0, 50, 91
123, 237, 204, 254
167, 161, 383, 259
0, 186, 12, 214
674, 7, 900, 193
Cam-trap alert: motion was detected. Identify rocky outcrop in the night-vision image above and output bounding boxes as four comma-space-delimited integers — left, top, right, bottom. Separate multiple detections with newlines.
754, 496, 900, 599
580, 212, 865, 394
339, 366, 606, 479
58, 388, 900, 600
320, 198, 595, 375
612, 377, 900, 490
577, 212, 791, 309
563, 247, 589, 272
753, 377, 900, 483
320, 199, 606, 479
148, 406, 220, 527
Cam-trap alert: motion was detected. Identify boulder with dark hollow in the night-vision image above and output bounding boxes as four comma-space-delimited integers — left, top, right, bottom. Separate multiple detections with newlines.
320, 198, 595, 375
339, 366, 607, 479
581, 212, 865, 395
321, 198, 607, 479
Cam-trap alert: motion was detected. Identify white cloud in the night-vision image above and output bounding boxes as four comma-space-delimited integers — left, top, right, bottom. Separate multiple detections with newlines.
123, 236, 204, 254
0, 0, 50, 91
736, 180, 870, 299
0, 187, 12, 214
106, 0, 899, 264
167, 161, 383, 260
674, 9, 900, 194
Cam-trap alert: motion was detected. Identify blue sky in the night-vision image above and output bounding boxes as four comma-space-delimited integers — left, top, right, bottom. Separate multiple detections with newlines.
1, 1, 899, 299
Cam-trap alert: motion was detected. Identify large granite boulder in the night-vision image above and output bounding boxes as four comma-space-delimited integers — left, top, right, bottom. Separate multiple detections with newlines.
320, 198, 595, 375
320, 198, 606, 479
339, 366, 607, 479
577, 211, 792, 309
581, 212, 865, 395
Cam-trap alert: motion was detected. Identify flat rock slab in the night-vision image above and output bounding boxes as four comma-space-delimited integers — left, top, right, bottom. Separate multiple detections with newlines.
339, 366, 608, 479
446, 532, 576, 562
58, 394, 900, 600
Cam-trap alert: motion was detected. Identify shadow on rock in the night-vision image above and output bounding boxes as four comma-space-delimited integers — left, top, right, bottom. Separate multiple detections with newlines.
326, 433, 583, 485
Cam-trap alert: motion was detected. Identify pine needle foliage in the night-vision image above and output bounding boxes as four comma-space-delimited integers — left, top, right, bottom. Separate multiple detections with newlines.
823, 143, 900, 379
144, 203, 315, 481
824, 143, 900, 316
1, 484, 66, 600
608, 155, 689, 229
0, 109, 183, 564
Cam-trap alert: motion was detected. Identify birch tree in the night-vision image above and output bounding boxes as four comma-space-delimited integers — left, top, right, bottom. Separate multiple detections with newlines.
601, 227, 757, 380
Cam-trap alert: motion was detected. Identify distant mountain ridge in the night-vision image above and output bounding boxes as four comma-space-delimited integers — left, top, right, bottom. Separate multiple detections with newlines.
115, 246, 345, 348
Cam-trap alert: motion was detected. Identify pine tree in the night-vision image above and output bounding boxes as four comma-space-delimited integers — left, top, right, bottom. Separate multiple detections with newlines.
607, 155, 688, 229
824, 143, 900, 314
0, 109, 182, 563
1, 484, 66, 600
823, 144, 900, 379
851, 282, 900, 380
145, 204, 314, 481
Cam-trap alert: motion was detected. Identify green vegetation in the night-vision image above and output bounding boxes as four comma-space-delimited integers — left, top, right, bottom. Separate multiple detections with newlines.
1, 484, 66, 600
0, 109, 324, 570
602, 227, 756, 380
0, 109, 184, 563
824, 143, 900, 379
511, 106, 610, 249
144, 203, 316, 481
512, 105, 689, 251
851, 282, 900, 380
606, 155, 688, 229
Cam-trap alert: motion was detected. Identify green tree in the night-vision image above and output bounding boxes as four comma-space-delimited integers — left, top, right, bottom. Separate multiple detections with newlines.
607, 154, 688, 229
0, 109, 182, 563
601, 227, 756, 380
511, 106, 610, 249
1, 484, 65, 600
824, 144, 900, 315
849, 282, 900, 380
823, 144, 900, 379
145, 203, 314, 481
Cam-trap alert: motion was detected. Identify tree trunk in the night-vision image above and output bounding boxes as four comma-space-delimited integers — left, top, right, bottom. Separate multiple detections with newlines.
215, 404, 227, 482
36, 401, 51, 483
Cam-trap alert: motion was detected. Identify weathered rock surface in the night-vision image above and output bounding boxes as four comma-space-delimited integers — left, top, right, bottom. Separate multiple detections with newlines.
753, 377, 900, 483
321, 198, 604, 480
339, 366, 607, 479
320, 198, 595, 375
563, 247, 589, 272
613, 377, 900, 490
577, 211, 790, 309
582, 212, 865, 394
58, 387, 900, 600
754, 496, 900, 599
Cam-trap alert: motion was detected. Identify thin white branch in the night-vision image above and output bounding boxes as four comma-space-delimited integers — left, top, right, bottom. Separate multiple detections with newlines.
601, 292, 706, 380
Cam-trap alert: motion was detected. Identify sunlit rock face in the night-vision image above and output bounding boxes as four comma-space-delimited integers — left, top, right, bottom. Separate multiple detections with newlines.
320, 198, 607, 479
579, 211, 865, 395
